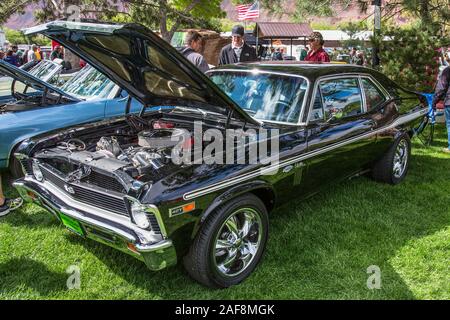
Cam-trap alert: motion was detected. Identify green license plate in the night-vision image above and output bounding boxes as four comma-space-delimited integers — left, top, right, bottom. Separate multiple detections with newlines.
59, 213, 84, 236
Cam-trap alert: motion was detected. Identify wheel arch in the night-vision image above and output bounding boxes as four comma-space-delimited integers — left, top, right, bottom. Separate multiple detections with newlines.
190, 180, 276, 239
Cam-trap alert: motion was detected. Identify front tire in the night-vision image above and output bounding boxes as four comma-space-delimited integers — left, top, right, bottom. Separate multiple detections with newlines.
372, 134, 411, 184
183, 194, 269, 288
9, 156, 24, 180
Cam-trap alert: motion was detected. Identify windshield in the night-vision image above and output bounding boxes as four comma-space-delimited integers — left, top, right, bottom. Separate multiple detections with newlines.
59, 65, 116, 99
0, 60, 60, 96
28, 60, 60, 82
209, 71, 308, 124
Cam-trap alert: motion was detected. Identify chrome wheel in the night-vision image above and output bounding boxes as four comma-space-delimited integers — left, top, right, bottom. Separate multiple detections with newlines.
213, 208, 262, 277
393, 139, 408, 178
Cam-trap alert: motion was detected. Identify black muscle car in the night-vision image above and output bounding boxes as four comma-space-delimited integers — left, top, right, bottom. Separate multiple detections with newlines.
13, 21, 429, 288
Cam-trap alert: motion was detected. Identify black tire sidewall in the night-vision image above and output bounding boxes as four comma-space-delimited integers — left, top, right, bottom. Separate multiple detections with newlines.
9, 156, 24, 180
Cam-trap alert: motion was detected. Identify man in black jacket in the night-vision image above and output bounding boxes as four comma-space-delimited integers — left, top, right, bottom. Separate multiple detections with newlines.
432, 66, 450, 153
218, 25, 257, 66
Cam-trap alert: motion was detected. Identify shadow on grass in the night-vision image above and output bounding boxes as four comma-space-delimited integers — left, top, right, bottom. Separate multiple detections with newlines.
61, 152, 448, 299
0, 257, 67, 296
1, 128, 448, 299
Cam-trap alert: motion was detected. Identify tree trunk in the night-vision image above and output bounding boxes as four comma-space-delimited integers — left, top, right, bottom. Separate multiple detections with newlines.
419, 0, 431, 25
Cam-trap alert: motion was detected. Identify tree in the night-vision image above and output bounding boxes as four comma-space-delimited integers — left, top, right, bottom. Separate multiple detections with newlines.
0, 1, 225, 43
356, 0, 450, 34
123, 0, 225, 41
232, 0, 358, 23
372, 24, 450, 92
339, 20, 367, 49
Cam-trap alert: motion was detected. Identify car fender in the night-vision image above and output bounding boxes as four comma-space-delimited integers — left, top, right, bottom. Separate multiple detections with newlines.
190, 180, 276, 239
0, 99, 109, 169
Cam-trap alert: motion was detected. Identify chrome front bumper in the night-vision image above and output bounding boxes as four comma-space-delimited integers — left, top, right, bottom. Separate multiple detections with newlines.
13, 178, 177, 271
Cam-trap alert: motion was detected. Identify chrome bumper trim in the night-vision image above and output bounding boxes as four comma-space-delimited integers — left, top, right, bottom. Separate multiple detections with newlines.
13, 179, 177, 271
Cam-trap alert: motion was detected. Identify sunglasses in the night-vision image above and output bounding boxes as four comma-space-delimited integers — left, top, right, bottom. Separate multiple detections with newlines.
308, 38, 317, 42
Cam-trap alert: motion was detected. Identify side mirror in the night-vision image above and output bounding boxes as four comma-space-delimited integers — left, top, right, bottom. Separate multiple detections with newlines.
326, 108, 343, 123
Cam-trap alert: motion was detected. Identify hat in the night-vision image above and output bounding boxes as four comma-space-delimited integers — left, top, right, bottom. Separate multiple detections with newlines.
231, 25, 245, 37
308, 31, 324, 45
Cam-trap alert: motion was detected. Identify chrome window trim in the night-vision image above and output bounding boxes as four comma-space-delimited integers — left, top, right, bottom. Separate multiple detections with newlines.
358, 76, 368, 113
359, 75, 390, 110
305, 73, 369, 125
206, 68, 310, 126
183, 107, 428, 201
305, 72, 391, 125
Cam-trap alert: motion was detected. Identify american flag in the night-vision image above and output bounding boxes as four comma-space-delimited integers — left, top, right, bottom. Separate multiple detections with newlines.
237, 1, 260, 21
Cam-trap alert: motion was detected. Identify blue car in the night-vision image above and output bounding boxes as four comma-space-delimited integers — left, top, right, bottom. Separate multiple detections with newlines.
0, 60, 142, 177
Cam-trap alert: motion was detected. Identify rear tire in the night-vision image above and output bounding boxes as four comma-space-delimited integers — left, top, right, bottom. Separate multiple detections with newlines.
183, 194, 269, 288
371, 134, 411, 184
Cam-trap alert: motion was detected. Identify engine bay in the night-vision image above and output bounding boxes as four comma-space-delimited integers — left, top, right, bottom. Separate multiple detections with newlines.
33, 117, 195, 192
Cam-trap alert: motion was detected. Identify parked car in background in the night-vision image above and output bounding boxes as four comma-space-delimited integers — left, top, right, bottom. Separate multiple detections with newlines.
0, 59, 63, 96
336, 53, 351, 63
14, 21, 428, 288
0, 59, 142, 176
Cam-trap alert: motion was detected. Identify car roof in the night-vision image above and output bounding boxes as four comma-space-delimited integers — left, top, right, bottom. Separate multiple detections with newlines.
214, 62, 377, 81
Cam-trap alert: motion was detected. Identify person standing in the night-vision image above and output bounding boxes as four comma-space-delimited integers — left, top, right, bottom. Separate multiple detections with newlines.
432, 66, 450, 153
179, 31, 209, 73
218, 25, 257, 65
11, 45, 23, 66
4, 50, 18, 66
353, 50, 365, 66
299, 46, 308, 61
27, 44, 38, 62
349, 47, 357, 63
35, 46, 42, 61
304, 32, 330, 63
50, 45, 64, 61
0, 175, 23, 217
272, 48, 282, 61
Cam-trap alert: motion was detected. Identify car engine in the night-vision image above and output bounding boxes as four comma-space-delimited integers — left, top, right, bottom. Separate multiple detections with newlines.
33, 123, 192, 194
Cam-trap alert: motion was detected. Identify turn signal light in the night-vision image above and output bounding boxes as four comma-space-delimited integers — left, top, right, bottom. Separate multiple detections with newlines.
127, 242, 139, 254
182, 202, 196, 213
27, 191, 37, 200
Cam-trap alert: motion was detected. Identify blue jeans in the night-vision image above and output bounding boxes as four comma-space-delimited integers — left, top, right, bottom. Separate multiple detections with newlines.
446, 106, 450, 149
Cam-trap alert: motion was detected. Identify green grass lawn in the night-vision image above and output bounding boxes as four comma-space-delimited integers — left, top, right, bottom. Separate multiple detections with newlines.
1, 126, 449, 300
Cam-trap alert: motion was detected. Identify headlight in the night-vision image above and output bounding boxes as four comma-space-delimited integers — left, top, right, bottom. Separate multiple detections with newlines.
32, 161, 44, 182
130, 202, 151, 229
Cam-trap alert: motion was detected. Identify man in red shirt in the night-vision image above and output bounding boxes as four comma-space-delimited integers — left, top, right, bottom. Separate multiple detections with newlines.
305, 32, 330, 63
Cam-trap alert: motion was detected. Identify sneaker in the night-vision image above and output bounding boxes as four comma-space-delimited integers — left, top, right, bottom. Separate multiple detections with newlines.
0, 198, 23, 217
442, 148, 450, 154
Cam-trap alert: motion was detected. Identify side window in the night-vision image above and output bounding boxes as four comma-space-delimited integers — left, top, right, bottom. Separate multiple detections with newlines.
319, 78, 363, 121
361, 77, 386, 110
308, 87, 324, 121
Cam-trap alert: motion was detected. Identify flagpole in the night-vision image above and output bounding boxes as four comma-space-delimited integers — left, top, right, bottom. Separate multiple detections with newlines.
256, 21, 259, 59
255, 1, 259, 59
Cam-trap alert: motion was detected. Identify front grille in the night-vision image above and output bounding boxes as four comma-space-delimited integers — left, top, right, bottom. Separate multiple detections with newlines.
82, 170, 126, 194
148, 214, 161, 234
40, 165, 129, 216
20, 159, 33, 175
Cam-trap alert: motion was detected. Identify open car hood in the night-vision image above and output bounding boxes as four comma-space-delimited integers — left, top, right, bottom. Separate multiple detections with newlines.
24, 20, 259, 126
0, 59, 80, 101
